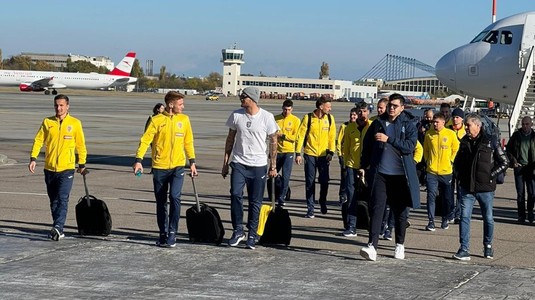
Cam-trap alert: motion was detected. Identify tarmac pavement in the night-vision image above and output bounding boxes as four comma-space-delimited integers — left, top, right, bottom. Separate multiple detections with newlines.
0, 90, 534, 299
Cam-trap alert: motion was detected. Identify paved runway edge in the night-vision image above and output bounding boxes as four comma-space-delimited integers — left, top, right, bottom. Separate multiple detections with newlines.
0, 232, 534, 299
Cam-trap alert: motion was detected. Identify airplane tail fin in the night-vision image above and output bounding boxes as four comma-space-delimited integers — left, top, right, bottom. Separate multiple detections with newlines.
108, 52, 136, 76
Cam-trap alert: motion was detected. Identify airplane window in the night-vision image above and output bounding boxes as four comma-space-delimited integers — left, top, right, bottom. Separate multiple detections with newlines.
483, 30, 499, 44
470, 31, 489, 43
500, 31, 513, 44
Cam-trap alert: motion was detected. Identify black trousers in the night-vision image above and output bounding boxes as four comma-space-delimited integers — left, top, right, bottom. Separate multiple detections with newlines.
368, 173, 410, 248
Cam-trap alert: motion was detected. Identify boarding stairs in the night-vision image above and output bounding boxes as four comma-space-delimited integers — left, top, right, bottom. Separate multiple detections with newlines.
509, 46, 535, 137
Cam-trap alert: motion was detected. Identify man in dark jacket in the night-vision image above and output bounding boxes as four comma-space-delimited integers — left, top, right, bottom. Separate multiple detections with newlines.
359, 93, 420, 261
506, 116, 535, 224
452, 113, 508, 261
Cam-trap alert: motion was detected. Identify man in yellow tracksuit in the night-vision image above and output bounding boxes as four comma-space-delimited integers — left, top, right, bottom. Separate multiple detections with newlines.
341, 103, 372, 236
29, 94, 87, 241
336, 109, 357, 205
423, 112, 460, 232
295, 96, 336, 218
270, 99, 301, 206
133, 91, 197, 248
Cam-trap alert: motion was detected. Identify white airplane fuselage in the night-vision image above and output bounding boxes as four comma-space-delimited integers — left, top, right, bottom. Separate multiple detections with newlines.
0, 70, 137, 91
436, 11, 535, 105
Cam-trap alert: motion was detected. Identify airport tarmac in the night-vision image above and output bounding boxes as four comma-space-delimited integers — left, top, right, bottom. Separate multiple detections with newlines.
0, 90, 534, 299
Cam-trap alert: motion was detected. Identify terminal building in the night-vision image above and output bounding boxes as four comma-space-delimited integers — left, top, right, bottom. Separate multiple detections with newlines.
221, 46, 378, 100
20, 52, 114, 71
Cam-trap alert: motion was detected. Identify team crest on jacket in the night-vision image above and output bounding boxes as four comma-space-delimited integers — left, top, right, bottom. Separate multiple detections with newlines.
67, 125, 73, 132
443, 137, 448, 143
177, 122, 183, 129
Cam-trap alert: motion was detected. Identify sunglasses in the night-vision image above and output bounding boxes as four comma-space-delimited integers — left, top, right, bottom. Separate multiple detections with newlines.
240, 94, 249, 100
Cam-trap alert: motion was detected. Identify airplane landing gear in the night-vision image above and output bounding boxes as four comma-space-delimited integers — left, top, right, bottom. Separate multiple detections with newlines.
44, 90, 58, 95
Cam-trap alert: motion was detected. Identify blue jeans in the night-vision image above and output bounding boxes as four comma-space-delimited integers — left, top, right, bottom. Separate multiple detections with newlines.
513, 167, 535, 221
304, 154, 330, 214
458, 186, 495, 251
152, 167, 185, 235
426, 173, 454, 222
44, 169, 75, 232
276, 152, 294, 204
230, 162, 266, 235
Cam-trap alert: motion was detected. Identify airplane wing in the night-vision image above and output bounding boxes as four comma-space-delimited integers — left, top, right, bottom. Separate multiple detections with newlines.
108, 77, 133, 87
28, 77, 67, 89
29, 77, 53, 89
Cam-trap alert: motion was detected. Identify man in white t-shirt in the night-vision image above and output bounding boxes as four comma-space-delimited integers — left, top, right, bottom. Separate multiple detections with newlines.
222, 87, 279, 250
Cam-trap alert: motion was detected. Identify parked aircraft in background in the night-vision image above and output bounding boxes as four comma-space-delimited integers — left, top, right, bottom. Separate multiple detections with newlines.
435, 11, 535, 136
0, 52, 137, 95
435, 11, 535, 105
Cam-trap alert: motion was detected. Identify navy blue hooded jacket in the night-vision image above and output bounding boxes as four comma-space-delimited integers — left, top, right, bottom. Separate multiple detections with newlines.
361, 111, 420, 208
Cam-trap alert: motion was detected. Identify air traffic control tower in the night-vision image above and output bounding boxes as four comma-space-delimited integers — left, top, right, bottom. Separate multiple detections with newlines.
221, 46, 244, 96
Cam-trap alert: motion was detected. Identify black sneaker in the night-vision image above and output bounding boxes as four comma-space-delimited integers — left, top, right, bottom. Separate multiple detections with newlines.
441, 219, 449, 230
246, 236, 256, 250
425, 221, 436, 232
484, 245, 494, 259
156, 233, 168, 247
48, 227, 64, 241
166, 232, 176, 248
453, 249, 471, 261
319, 200, 328, 214
228, 231, 245, 247
382, 228, 393, 241
342, 228, 357, 237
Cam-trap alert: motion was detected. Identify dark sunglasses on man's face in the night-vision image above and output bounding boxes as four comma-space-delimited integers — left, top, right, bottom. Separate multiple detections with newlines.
240, 94, 248, 100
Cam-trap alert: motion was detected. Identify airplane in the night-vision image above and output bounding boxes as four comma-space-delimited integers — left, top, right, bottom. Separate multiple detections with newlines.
435, 11, 535, 135
0, 52, 138, 95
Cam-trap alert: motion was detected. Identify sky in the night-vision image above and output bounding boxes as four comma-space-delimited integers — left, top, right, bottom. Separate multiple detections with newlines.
1, 1, 534, 81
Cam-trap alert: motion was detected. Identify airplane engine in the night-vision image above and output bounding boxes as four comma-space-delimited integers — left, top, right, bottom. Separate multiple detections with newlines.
19, 83, 44, 92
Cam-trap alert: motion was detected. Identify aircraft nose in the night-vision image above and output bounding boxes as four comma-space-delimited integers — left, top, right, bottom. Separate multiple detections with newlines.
435, 50, 456, 90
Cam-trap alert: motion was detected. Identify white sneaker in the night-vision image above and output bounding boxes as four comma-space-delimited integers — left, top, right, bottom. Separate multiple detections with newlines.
394, 243, 405, 259
360, 244, 377, 261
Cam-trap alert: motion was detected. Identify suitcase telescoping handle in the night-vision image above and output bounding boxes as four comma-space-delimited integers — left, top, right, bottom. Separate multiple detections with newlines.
190, 174, 201, 212
82, 171, 91, 207
270, 175, 276, 212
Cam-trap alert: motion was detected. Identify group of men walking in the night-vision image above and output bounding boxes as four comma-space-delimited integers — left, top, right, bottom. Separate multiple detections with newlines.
28, 89, 514, 262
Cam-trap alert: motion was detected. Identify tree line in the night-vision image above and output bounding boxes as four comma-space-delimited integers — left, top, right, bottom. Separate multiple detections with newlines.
0, 51, 222, 92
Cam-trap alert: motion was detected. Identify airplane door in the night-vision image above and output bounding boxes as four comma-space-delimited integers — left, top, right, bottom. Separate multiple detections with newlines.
520, 14, 535, 69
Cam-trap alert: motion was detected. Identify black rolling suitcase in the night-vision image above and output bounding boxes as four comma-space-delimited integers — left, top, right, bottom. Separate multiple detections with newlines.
356, 200, 370, 230
186, 176, 225, 245
259, 179, 292, 246
76, 173, 112, 236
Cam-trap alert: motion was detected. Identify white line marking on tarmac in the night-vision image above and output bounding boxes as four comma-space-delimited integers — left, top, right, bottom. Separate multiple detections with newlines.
453, 271, 480, 289
0, 191, 47, 196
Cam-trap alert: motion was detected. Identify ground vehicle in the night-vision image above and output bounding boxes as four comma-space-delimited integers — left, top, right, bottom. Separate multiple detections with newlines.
206, 95, 219, 101
292, 92, 308, 100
